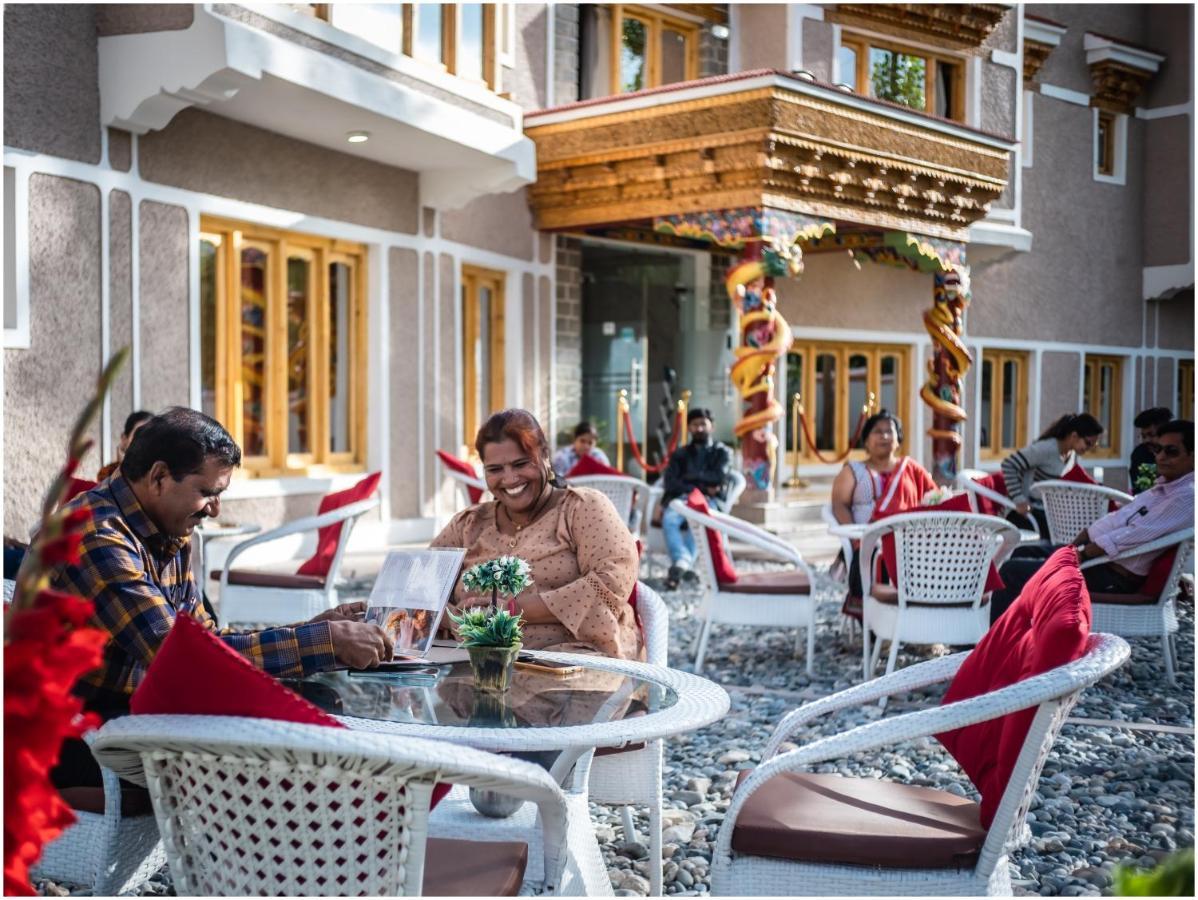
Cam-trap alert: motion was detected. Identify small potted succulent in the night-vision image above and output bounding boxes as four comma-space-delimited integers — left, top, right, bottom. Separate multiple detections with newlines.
450, 556, 532, 693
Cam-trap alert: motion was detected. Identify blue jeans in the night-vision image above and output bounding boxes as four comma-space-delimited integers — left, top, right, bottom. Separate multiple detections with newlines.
662, 506, 696, 570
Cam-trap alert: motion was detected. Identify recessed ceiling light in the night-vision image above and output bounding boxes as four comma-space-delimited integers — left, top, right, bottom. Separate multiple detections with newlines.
346, 131, 370, 144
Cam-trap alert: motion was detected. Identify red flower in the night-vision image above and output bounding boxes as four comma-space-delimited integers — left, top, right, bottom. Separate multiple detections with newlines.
38, 532, 83, 567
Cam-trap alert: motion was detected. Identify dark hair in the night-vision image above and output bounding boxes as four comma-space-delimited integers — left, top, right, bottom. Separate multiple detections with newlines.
122, 410, 154, 437
573, 421, 598, 439
859, 409, 903, 447
687, 407, 714, 424
1038, 413, 1104, 441
475, 408, 564, 487
121, 407, 242, 481
1157, 419, 1194, 454
1134, 407, 1174, 430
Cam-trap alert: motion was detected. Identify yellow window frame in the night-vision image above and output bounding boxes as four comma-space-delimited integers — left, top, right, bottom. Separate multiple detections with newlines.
609, 4, 700, 96
1096, 111, 1116, 176
1177, 359, 1194, 421
979, 349, 1030, 459
785, 341, 911, 465
1083, 354, 1123, 456
402, 3, 498, 90
462, 264, 507, 450
200, 215, 368, 478
839, 33, 965, 121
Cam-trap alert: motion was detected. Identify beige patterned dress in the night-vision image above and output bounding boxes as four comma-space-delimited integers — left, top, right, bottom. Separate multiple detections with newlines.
430, 486, 644, 661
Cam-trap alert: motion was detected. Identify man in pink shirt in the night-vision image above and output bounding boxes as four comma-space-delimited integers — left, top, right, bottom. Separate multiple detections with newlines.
990, 420, 1193, 623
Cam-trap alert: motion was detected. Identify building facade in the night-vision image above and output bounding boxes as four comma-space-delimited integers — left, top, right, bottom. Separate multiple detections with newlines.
3, 3, 1193, 547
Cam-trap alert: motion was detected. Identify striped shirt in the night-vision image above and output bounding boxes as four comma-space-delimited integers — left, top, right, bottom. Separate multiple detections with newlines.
1088, 471, 1194, 575
47, 474, 335, 708
1001, 438, 1070, 504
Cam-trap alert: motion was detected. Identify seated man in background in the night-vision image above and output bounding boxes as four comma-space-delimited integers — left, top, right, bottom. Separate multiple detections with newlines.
96, 409, 154, 481
35, 407, 392, 790
660, 408, 734, 590
989, 419, 1193, 623
1129, 406, 1173, 494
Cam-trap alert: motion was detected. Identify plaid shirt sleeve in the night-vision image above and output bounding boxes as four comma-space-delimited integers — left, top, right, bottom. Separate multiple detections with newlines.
69, 526, 335, 682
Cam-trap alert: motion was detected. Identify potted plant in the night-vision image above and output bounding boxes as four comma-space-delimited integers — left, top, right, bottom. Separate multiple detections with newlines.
450, 556, 532, 692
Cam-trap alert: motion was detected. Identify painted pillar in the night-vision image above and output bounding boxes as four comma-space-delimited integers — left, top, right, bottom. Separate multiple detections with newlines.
921, 266, 973, 482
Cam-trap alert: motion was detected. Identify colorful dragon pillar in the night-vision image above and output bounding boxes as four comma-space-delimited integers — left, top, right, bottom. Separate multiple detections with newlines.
654, 208, 834, 492
923, 266, 972, 482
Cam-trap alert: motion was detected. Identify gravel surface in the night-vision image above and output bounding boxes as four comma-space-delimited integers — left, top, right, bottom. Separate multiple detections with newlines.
37, 555, 1193, 897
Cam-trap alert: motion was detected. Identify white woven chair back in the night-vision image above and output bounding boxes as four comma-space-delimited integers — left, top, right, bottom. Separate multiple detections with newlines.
889, 513, 1015, 605
1031, 481, 1129, 545
567, 475, 641, 526
634, 581, 669, 666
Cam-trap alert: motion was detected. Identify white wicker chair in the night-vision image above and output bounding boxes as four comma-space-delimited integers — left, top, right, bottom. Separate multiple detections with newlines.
444, 466, 488, 510
955, 470, 1042, 544
1029, 480, 1133, 545
90, 715, 576, 896
859, 513, 1020, 681
32, 732, 166, 895
587, 582, 669, 895
216, 497, 379, 627
669, 499, 817, 674
568, 474, 649, 533
1083, 528, 1194, 685
642, 472, 748, 568
710, 633, 1130, 896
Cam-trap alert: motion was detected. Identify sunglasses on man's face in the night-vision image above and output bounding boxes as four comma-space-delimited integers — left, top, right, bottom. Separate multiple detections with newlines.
1153, 443, 1185, 459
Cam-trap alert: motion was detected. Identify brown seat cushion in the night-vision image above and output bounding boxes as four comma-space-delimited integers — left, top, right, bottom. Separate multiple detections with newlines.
423, 837, 528, 896
59, 784, 154, 817
1089, 591, 1157, 606
210, 569, 327, 590
594, 741, 648, 757
731, 770, 985, 870
870, 583, 988, 609
719, 570, 811, 595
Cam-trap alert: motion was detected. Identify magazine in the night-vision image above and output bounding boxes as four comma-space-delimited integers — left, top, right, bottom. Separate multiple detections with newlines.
364, 548, 466, 656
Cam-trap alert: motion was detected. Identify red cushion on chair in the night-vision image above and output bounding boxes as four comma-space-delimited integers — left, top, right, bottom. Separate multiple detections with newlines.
65, 477, 98, 503
686, 489, 738, 585
566, 454, 623, 478
131, 615, 450, 808
295, 472, 381, 578
936, 546, 1091, 828
436, 450, 483, 504
1060, 464, 1117, 512
973, 473, 1009, 517
1139, 546, 1178, 598
875, 494, 1004, 593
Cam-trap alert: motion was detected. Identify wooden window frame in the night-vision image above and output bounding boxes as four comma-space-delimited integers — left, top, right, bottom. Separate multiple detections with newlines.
402, 3, 498, 90
785, 340, 911, 465
1083, 354, 1124, 457
1178, 360, 1194, 422
609, 4, 701, 96
1096, 110, 1116, 176
839, 33, 966, 121
978, 349, 1029, 459
461, 265, 507, 450
201, 215, 368, 478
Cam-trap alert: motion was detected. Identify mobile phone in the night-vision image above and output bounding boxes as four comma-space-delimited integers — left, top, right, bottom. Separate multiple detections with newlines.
515, 655, 583, 676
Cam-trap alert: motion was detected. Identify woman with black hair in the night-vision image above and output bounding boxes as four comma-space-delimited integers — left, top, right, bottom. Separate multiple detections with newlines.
1000, 412, 1104, 534
830, 409, 936, 611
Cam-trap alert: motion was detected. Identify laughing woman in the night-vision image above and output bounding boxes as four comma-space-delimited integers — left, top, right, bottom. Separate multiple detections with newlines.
430, 408, 644, 661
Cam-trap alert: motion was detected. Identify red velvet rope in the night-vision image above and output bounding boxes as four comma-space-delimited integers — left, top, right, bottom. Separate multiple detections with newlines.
622, 408, 684, 474
796, 408, 870, 465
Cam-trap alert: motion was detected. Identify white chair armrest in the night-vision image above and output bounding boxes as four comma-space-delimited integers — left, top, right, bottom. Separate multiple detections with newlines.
1030, 482, 1134, 507
956, 473, 1017, 512
219, 497, 379, 584
672, 500, 807, 570
1079, 528, 1195, 570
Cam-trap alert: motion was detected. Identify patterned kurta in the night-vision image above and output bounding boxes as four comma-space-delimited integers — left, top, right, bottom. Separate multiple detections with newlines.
431, 486, 644, 660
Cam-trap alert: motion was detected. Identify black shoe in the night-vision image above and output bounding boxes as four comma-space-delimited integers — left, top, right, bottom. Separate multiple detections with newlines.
665, 566, 683, 591
682, 569, 700, 585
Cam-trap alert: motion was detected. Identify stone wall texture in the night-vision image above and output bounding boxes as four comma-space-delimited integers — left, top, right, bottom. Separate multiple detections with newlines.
138, 201, 191, 414
554, 236, 583, 431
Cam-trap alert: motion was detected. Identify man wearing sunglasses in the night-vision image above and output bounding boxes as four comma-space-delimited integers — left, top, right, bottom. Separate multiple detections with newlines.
1129, 406, 1173, 494
990, 420, 1193, 623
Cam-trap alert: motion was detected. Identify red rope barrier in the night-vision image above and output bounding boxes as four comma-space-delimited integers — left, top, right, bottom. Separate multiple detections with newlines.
795, 408, 870, 465
622, 407, 683, 474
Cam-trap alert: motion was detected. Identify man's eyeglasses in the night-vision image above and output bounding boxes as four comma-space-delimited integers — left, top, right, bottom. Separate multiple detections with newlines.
1153, 444, 1185, 459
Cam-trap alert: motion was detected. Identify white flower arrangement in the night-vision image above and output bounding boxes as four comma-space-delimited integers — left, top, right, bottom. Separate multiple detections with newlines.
920, 487, 957, 507
461, 555, 533, 601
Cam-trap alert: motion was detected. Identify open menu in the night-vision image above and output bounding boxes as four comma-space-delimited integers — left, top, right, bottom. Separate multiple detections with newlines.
364, 548, 466, 657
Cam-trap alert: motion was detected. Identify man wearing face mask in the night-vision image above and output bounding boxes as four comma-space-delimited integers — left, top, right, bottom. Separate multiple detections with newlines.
659, 408, 734, 590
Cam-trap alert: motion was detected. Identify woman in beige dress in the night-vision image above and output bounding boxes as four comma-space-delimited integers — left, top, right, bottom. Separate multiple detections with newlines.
431, 408, 643, 661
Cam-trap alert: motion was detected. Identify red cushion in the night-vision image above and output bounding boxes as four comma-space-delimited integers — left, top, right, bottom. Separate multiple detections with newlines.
972, 473, 1009, 517
65, 477, 98, 503
937, 546, 1091, 828
875, 494, 1004, 593
686, 489, 738, 584
131, 614, 450, 808
436, 450, 483, 504
566, 454, 622, 478
1060, 464, 1117, 512
295, 472, 381, 578
1140, 546, 1179, 598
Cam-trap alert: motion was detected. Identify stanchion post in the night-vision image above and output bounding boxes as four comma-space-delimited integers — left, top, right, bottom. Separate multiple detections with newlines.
616, 389, 629, 473
784, 392, 808, 488
867, 390, 877, 416
678, 389, 692, 446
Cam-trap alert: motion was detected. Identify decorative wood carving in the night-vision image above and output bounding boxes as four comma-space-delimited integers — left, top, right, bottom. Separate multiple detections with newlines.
1023, 39, 1055, 83
1089, 60, 1157, 114
824, 4, 1009, 52
1023, 16, 1066, 85
526, 78, 1014, 241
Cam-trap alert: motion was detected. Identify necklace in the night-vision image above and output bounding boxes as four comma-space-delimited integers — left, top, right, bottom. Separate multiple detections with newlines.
500, 486, 552, 549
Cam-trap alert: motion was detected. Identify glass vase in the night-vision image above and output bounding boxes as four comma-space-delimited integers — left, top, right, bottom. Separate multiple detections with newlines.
466, 643, 521, 693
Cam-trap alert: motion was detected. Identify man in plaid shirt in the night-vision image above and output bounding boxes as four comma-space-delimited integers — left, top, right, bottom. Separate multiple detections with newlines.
44, 407, 392, 789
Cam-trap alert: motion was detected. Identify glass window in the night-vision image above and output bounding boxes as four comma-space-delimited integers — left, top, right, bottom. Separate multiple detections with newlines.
979, 350, 1027, 457
199, 236, 220, 419
1000, 360, 1018, 448
837, 44, 858, 90
848, 352, 869, 429
814, 353, 838, 451
660, 25, 689, 85
1096, 112, 1114, 175
979, 359, 993, 449
785, 352, 804, 452
879, 354, 899, 417
935, 60, 957, 118
462, 266, 506, 446
610, 7, 699, 95
328, 4, 403, 54
239, 245, 269, 459
414, 4, 444, 63
620, 16, 648, 93
1179, 360, 1194, 422
1083, 355, 1123, 455
328, 261, 354, 455
286, 256, 312, 456
457, 4, 485, 82
869, 47, 926, 110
